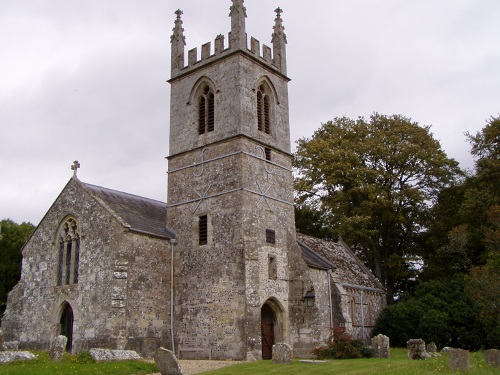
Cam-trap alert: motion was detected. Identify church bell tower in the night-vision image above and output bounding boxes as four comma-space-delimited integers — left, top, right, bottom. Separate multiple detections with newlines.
166, 0, 300, 360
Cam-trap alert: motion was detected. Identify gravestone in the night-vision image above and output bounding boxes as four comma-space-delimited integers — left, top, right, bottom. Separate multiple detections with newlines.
89, 348, 141, 362
371, 334, 390, 358
0, 351, 36, 364
407, 339, 429, 360
3, 341, 18, 351
485, 349, 500, 368
427, 342, 437, 353
154, 347, 183, 375
272, 343, 293, 364
49, 335, 67, 361
0, 329, 4, 351
450, 348, 469, 371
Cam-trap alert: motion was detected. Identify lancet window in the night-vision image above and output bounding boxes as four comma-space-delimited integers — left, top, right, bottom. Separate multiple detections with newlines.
198, 85, 215, 135
57, 218, 80, 286
257, 84, 271, 135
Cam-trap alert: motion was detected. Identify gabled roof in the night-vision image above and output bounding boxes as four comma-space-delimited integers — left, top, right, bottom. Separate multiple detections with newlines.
298, 240, 335, 270
83, 182, 175, 239
297, 233, 385, 292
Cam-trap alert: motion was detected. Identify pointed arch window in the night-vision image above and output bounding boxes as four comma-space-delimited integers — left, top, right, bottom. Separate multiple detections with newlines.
198, 85, 215, 135
57, 218, 80, 286
257, 84, 271, 135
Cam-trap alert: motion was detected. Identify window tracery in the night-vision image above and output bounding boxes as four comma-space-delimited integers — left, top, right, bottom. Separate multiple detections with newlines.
257, 84, 271, 135
57, 218, 80, 286
198, 85, 215, 135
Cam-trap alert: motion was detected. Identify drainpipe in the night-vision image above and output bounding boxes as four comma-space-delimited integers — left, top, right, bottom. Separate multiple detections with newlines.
327, 269, 334, 339
170, 238, 178, 353
360, 290, 365, 344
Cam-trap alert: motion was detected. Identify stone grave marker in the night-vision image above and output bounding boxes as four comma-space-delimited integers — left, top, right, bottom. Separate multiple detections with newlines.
371, 334, 390, 358
154, 347, 183, 375
272, 343, 293, 364
0, 351, 37, 364
450, 348, 469, 371
427, 342, 437, 353
49, 335, 67, 361
0, 329, 4, 352
407, 339, 429, 360
485, 349, 500, 368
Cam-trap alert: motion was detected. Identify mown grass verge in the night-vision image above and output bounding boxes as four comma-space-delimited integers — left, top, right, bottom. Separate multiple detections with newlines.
200, 348, 498, 375
0, 351, 158, 375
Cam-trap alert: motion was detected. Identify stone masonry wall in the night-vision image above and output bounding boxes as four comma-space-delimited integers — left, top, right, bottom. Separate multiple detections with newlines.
1, 179, 171, 356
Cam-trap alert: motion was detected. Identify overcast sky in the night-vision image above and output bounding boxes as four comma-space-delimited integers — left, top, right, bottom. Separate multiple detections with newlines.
1, 0, 499, 225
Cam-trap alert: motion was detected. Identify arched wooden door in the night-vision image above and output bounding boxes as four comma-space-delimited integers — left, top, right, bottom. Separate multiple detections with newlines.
60, 302, 74, 352
261, 303, 277, 360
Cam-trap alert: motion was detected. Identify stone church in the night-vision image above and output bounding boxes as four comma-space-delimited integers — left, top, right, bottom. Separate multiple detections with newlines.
1, 0, 385, 360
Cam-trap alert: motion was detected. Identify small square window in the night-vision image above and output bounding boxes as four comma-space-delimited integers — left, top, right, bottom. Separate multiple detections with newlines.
266, 229, 276, 244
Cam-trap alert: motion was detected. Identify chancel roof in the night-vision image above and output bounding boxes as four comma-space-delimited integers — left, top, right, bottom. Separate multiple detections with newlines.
83, 182, 175, 239
297, 233, 385, 292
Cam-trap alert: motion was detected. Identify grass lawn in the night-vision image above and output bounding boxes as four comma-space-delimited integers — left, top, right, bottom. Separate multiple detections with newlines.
200, 348, 499, 375
0, 351, 158, 375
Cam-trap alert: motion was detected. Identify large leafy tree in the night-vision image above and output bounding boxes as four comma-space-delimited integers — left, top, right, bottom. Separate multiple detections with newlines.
294, 114, 460, 302
424, 115, 500, 278
0, 219, 35, 319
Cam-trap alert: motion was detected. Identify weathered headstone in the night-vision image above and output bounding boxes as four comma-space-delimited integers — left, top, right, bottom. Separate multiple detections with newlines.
3, 341, 19, 351
485, 349, 500, 368
272, 343, 293, 364
0, 329, 4, 352
371, 334, 390, 358
0, 351, 36, 364
427, 342, 437, 353
154, 347, 183, 375
450, 348, 469, 371
407, 339, 429, 360
49, 335, 67, 361
89, 348, 141, 362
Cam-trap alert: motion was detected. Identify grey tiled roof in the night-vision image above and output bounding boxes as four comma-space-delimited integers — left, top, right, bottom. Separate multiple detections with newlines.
298, 240, 335, 270
297, 233, 384, 291
83, 183, 175, 239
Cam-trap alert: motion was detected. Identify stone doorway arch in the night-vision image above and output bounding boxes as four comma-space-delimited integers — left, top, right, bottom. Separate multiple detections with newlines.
59, 302, 74, 352
261, 299, 283, 360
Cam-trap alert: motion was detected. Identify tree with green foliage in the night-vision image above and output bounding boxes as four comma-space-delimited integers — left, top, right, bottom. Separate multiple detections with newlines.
294, 114, 461, 302
0, 219, 35, 319
373, 274, 493, 350
423, 115, 500, 279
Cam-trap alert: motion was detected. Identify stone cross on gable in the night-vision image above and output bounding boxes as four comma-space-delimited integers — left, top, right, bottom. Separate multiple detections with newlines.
71, 160, 80, 178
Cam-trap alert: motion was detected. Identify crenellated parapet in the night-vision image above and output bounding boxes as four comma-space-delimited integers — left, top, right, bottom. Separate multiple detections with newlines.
170, 1, 288, 79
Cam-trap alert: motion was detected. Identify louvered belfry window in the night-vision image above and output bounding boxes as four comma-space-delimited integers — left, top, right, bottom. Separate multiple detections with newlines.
198, 85, 215, 135
56, 218, 80, 286
257, 84, 271, 135
199, 215, 208, 245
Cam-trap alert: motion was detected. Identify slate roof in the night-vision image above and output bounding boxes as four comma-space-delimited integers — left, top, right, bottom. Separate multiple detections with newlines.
297, 233, 384, 291
83, 182, 175, 239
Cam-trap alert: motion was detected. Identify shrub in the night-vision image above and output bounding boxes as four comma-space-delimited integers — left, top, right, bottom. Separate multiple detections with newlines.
312, 327, 374, 359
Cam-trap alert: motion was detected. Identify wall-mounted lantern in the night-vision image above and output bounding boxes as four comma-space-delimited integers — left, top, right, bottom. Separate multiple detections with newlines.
303, 287, 315, 308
